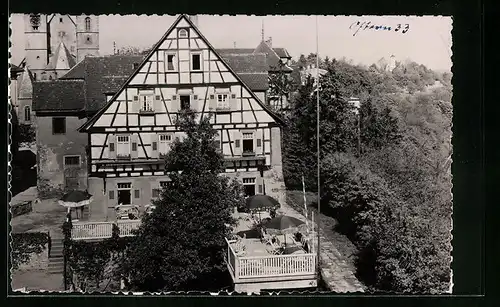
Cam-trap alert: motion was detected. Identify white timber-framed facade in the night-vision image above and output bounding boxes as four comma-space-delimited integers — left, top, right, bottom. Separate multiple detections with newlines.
78, 15, 286, 221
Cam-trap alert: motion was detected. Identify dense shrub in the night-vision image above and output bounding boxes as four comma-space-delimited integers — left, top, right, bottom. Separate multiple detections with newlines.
10, 232, 49, 270
321, 152, 451, 293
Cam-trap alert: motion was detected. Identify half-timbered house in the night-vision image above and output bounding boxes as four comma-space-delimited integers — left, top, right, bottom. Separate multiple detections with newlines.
78, 15, 286, 221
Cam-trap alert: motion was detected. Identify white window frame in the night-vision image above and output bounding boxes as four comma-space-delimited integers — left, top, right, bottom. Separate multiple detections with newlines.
190, 52, 202, 71
159, 133, 173, 155
165, 52, 177, 71
63, 155, 81, 168
139, 95, 154, 112
117, 135, 130, 157
216, 93, 230, 110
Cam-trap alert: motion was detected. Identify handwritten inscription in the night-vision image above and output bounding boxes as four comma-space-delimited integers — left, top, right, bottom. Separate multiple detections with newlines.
349, 21, 410, 37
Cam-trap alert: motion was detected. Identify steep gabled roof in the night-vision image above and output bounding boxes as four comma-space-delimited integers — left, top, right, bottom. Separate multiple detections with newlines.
220, 53, 269, 73
254, 41, 292, 73
273, 47, 291, 59
217, 48, 256, 55
60, 55, 145, 111
238, 74, 269, 91
220, 53, 269, 91
78, 14, 284, 132
33, 80, 86, 111
45, 42, 77, 71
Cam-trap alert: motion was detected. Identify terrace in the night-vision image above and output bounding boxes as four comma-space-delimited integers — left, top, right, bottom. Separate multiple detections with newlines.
225, 212, 318, 293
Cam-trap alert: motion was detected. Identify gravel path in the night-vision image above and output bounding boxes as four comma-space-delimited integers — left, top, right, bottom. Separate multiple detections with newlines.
280, 194, 365, 293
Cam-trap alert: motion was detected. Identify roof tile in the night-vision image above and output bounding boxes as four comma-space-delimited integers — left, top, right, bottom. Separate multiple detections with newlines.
33, 80, 85, 111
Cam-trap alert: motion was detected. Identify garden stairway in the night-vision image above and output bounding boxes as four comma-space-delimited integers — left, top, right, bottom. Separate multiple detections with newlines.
48, 233, 64, 274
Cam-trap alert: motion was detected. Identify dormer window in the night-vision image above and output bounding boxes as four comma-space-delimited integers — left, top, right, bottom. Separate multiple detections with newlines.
60, 17, 63, 23
178, 29, 188, 38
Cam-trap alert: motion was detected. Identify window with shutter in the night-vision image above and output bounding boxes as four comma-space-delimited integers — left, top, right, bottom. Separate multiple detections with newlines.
132, 142, 137, 151
159, 134, 172, 156
134, 189, 140, 199
117, 135, 130, 158
152, 141, 158, 151
235, 139, 240, 148
109, 190, 115, 200
109, 143, 115, 152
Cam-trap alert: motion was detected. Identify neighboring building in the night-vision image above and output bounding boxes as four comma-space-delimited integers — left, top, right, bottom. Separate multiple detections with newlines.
24, 14, 99, 80
218, 37, 293, 111
32, 55, 143, 198
376, 54, 397, 72
77, 15, 286, 221
16, 66, 35, 126
298, 64, 327, 86
9, 64, 24, 117
14, 14, 100, 129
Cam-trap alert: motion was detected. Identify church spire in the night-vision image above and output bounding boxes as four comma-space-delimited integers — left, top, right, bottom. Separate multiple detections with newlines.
261, 19, 264, 42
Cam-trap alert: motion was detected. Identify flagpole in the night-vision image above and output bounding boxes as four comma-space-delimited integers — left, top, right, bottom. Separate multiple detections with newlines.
302, 175, 308, 230
315, 15, 321, 280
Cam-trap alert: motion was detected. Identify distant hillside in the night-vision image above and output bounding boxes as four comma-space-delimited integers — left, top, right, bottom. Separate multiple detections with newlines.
282, 55, 453, 294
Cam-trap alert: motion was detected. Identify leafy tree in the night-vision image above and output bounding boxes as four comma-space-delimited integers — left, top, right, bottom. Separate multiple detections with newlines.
282, 55, 452, 293
360, 97, 401, 152
121, 110, 243, 291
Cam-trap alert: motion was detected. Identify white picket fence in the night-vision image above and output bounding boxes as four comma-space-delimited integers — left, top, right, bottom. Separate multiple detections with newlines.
71, 220, 141, 240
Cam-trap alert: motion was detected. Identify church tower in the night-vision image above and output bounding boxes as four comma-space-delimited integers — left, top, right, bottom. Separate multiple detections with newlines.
76, 15, 99, 62
47, 14, 77, 58
24, 14, 49, 81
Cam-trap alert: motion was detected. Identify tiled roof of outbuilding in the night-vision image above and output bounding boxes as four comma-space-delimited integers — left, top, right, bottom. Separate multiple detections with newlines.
33, 80, 86, 111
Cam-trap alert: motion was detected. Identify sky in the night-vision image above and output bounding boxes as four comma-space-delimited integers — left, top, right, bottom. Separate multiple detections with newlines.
9, 14, 453, 71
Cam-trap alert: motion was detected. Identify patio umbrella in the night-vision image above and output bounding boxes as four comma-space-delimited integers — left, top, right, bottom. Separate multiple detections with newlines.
264, 215, 306, 245
58, 190, 93, 218
245, 195, 280, 221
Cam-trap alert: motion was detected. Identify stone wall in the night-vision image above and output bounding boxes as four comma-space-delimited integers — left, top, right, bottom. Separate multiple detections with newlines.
36, 115, 88, 199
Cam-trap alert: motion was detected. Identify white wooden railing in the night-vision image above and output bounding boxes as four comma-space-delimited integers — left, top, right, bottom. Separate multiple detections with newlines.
225, 238, 316, 281
71, 220, 141, 240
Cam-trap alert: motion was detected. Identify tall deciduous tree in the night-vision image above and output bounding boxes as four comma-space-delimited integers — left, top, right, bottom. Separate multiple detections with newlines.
122, 110, 243, 291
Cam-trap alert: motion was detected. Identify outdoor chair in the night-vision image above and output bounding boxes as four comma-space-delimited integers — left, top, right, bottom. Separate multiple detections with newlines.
233, 235, 247, 256
260, 228, 271, 244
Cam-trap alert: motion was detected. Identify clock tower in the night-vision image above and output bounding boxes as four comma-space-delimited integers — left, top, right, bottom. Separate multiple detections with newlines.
24, 14, 49, 80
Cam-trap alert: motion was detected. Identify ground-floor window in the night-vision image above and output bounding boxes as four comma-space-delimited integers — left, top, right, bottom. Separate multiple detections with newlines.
243, 177, 256, 197
117, 182, 132, 205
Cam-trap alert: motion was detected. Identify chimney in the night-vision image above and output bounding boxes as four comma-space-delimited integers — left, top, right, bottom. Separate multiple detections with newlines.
188, 15, 199, 28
